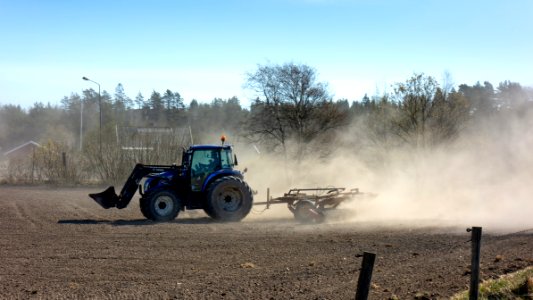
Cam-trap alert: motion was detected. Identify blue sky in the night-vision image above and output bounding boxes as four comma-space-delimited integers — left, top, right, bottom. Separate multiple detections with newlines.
1, 0, 532, 108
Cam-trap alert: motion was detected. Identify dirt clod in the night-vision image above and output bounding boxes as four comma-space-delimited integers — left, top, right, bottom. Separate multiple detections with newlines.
240, 262, 257, 269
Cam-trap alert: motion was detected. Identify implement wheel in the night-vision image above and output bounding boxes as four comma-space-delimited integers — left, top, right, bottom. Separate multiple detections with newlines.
140, 190, 181, 221
206, 176, 253, 222
294, 200, 325, 224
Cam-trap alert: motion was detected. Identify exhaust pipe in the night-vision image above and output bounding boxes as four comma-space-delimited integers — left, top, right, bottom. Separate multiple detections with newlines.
89, 186, 120, 209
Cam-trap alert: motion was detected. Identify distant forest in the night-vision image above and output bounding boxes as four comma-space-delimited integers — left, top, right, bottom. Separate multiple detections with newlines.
1, 63, 532, 183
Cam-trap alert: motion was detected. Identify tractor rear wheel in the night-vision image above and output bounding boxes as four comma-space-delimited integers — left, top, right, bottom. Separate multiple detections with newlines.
294, 200, 325, 223
140, 190, 181, 221
206, 176, 253, 222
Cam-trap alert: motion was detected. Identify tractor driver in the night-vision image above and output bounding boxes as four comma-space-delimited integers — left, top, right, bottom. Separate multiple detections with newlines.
191, 150, 220, 191
206, 150, 218, 170
195, 150, 219, 174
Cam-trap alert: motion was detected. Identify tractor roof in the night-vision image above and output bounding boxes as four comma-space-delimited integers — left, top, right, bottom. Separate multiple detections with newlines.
189, 144, 232, 151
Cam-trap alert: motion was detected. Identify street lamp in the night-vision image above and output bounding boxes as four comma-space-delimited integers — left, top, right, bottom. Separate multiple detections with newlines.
80, 98, 83, 151
82, 76, 102, 154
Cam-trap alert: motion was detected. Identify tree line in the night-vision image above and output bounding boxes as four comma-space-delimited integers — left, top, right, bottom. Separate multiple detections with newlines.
1, 63, 532, 183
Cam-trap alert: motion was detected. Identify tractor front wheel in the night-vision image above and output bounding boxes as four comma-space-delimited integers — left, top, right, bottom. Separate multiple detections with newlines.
140, 190, 181, 221
206, 176, 253, 222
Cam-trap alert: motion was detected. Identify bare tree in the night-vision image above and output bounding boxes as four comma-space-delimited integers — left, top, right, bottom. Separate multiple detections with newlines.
429, 88, 470, 144
392, 73, 438, 147
245, 63, 347, 159
392, 73, 469, 148
441, 70, 455, 97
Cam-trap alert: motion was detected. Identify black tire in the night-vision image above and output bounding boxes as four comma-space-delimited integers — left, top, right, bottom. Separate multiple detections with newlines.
140, 190, 181, 221
206, 176, 253, 222
294, 200, 324, 224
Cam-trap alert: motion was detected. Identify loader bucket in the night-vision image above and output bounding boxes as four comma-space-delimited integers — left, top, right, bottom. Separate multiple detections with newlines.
89, 186, 120, 209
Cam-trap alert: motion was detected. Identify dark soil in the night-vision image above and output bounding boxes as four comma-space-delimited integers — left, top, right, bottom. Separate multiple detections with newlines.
1, 186, 532, 299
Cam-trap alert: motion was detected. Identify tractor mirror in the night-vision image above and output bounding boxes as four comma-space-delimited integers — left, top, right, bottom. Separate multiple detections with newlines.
234, 154, 238, 166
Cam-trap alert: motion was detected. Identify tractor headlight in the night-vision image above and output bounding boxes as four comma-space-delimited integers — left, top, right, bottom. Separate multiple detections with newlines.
142, 178, 153, 194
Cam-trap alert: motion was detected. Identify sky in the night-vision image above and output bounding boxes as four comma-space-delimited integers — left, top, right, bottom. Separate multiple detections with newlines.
1, 0, 532, 109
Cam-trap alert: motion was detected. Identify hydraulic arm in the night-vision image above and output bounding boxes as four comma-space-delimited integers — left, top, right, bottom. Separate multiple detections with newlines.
89, 164, 177, 209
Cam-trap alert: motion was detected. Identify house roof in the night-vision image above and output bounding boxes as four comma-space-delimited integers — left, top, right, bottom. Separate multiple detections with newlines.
3, 141, 41, 157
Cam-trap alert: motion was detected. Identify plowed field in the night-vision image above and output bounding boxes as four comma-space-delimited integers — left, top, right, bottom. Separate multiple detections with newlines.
1, 186, 532, 299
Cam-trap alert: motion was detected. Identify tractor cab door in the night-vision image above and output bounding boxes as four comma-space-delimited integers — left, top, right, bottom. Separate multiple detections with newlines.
190, 149, 221, 192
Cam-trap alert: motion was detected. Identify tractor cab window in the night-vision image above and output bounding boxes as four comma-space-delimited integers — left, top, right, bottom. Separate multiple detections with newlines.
190, 149, 220, 191
220, 148, 233, 169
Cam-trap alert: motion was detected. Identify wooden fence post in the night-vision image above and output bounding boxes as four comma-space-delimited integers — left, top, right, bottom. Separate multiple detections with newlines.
31, 147, 35, 184
355, 251, 376, 300
62, 152, 67, 179
468, 226, 482, 300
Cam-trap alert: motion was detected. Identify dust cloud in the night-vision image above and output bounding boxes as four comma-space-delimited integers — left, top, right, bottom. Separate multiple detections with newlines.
234, 110, 533, 232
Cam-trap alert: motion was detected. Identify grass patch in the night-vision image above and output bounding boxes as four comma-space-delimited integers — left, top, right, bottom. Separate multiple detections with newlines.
451, 267, 533, 299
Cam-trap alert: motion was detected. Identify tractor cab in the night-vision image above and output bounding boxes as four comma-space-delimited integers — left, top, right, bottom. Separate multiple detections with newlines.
186, 145, 237, 192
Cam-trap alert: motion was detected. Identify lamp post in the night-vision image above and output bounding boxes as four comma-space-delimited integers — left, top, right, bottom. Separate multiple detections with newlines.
79, 99, 83, 151
82, 76, 102, 154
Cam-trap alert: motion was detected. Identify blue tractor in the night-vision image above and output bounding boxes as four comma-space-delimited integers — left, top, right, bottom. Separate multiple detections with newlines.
89, 140, 253, 222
